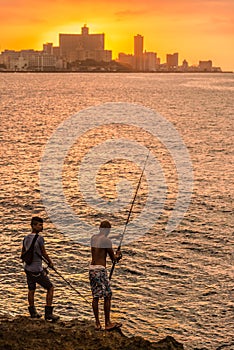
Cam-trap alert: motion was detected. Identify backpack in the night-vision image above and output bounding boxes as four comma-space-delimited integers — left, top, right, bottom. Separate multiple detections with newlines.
21, 234, 39, 265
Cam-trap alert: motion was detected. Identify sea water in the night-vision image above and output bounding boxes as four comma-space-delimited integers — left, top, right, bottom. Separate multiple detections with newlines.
0, 73, 233, 349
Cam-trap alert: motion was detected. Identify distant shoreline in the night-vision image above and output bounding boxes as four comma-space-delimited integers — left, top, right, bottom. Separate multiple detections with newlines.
0, 70, 233, 74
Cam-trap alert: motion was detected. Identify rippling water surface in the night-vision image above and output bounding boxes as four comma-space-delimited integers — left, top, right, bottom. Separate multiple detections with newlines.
0, 73, 233, 350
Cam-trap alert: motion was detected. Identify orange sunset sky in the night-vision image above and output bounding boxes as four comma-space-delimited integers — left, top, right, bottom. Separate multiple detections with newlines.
0, 0, 233, 71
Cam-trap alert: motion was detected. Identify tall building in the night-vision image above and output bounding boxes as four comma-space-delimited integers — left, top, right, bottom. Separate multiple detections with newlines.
199, 60, 212, 71
134, 34, 144, 71
52, 46, 61, 58
118, 53, 134, 69
118, 35, 158, 71
59, 25, 111, 62
182, 59, 188, 71
144, 52, 157, 71
166, 53, 179, 70
134, 34, 143, 56
43, 43, 53, 55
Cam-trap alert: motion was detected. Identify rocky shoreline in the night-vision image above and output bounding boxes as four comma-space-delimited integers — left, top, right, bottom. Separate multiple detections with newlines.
0, 316, 184, 350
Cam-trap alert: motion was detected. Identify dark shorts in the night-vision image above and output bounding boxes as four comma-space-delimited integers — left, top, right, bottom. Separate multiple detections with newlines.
89, 268, 112, 299
25, 269, 53, 291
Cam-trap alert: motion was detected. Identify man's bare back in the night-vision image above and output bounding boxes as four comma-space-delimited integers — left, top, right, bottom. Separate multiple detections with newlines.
91, 234, 115, 267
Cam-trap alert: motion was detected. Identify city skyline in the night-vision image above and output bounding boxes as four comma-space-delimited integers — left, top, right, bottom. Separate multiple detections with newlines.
0, 26, 223, 72
1, 0, 233, 71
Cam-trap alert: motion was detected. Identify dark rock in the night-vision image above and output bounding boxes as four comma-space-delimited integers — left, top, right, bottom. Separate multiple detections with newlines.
0, 316, 184, 350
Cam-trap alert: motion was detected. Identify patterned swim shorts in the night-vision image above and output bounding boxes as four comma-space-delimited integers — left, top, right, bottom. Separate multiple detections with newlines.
89, 268, 112, 298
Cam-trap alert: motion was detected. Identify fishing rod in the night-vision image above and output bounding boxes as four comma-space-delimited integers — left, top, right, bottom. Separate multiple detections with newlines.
38, 253, 91, 305
109, 148, 151, 280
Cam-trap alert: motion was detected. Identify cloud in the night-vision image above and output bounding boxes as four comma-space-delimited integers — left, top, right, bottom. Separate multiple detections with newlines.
1, 0, 233, 19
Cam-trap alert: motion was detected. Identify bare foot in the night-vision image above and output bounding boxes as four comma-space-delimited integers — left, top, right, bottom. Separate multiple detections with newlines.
105, 322, 122, 331
95, 323, 102, 331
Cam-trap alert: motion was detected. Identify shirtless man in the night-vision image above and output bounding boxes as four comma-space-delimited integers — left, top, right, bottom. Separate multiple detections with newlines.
89, 220, 122, 331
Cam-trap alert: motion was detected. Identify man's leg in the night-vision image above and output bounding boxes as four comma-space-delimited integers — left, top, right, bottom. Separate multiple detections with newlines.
46, 286, 54, 306
92, 297, 101, 330
104, 295, 122, 330
28, 289, 41, 318
26, 273, 41, 318
28, 289, 35, 307
35, 272, 59, 321
44, 285, 59, 322
104, 295, 113, 329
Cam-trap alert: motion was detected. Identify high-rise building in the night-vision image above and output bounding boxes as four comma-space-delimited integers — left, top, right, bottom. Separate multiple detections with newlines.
134, 34, 144, 71
118, 53, 134, 69
166, 53, 179, 70
199, 60, 212, 71
144, 52, 157, 71
134, 34, 143, 56
43, 43, 53, 55
59, 25, 111, 62
182, 59, 188, 71
52, 46, 61, 58
119, 35, 158, 71
156, 57, 160, 66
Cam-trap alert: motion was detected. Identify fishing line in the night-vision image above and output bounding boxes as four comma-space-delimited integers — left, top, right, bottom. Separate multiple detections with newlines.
38, 253, 91, 305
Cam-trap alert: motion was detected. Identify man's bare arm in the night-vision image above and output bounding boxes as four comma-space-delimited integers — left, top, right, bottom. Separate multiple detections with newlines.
41, 245, 54, 267
107, 248, 122, 263
107, 247, 115, 262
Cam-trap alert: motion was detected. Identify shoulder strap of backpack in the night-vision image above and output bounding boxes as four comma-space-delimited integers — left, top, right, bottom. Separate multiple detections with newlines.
24, 233, 39, 251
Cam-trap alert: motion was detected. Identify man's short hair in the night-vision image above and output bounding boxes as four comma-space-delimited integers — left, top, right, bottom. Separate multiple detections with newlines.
31, 216, 43, 227
100, 220, 111, 229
